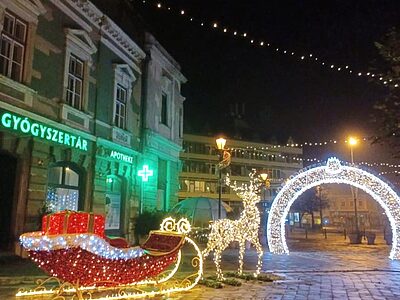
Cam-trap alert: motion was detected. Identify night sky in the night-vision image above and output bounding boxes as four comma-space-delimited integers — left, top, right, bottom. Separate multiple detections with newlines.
130, 1, 400, 166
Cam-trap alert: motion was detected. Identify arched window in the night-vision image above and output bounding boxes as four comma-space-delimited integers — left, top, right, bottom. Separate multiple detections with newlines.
46, 163, 81, 212
105, 175, 123, 232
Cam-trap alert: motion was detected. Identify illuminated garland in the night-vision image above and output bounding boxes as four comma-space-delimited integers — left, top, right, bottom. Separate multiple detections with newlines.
361, 162, 400, 168
231, 137, 369, 151
139, 1, 399, 88
267, 157, 400, 260
379, 170, 400, 175
203, 170, 263, 280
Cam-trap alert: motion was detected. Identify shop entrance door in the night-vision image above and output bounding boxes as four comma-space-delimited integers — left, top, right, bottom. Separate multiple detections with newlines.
0, 153, 17, 251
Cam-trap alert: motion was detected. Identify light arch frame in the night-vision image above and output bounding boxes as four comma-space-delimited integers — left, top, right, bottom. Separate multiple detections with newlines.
267, 157, 400, 259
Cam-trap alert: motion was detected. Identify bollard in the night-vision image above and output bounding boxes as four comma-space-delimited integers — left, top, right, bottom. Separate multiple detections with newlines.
324, 228, 327, 239
344, 228, 347, 240
305, 228, 308, 239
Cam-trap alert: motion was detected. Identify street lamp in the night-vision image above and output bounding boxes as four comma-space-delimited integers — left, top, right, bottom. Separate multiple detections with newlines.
260, 172, 268, 182
260, 172, 270, 200
348, 136, 359, 236
259, 172, 270, 245
216, 137, 227, 219
316, 185, 323, 228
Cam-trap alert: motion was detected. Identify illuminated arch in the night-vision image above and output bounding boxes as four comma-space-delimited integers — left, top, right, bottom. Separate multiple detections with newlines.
267, 157, 400, 259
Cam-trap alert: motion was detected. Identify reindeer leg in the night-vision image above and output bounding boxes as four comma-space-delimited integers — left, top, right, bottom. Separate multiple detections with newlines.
238, 239, 245, 275
214, 249, 225, 281
252, 237, 263, 278
202, 244, 211, 259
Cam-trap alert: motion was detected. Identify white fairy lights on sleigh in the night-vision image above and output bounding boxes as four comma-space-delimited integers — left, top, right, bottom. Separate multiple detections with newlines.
203, 170, 264, 280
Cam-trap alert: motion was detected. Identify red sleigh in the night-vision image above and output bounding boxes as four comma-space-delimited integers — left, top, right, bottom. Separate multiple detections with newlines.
17, 212, 202, 299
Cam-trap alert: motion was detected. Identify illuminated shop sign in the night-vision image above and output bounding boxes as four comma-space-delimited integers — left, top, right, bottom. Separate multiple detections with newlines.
109, 150, 133, 164
138, 165, 153, 182
0, 110, 88, 151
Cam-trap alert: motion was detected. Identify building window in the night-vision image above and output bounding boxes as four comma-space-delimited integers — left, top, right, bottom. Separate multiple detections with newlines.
65, 54, 84, 109
114, 84, 127, 129
161, 92, 168, 125
113, 64, 135, 130
105, 176, 122, 231
0, 11, 27, 82
63, 29, 97, 112
46, 164, 81, 212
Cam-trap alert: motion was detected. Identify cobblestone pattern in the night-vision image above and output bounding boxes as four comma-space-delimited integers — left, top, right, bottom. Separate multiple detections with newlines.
171, 270, 400, 300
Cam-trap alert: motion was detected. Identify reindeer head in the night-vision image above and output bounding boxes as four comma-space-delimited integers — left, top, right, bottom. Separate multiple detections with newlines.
226, 169, 262, 207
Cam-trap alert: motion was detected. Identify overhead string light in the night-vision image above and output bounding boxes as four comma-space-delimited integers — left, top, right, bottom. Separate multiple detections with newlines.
141, 1, 399, 88
229, 137, 370, 152
300, 158, 400, 169
230, 148, 399, 169
379, 170, 400, 175
359, 162, 400, 169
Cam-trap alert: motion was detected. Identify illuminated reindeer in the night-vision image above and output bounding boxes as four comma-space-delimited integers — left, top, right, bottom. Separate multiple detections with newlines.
202, 170, 263, 280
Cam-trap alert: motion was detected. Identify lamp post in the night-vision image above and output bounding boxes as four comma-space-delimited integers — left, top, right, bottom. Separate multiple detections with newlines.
216, 137, 227, 219
348, 136, 359, 234
316, 185, 323, 228
259, 172, 269, 245
260, 172, 269, 201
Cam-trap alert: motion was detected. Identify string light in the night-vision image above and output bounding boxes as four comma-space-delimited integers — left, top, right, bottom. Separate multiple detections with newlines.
227, 137, 370, 153
141, 1, 399, 88
228, 144, 399, 170
359, 162, 400, 168
203, 170, 263, 280
267, 157, 400, 260
379, 170, 400, 175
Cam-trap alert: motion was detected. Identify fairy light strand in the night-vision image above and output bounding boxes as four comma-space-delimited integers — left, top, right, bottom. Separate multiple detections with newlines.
140, 0, 399, 89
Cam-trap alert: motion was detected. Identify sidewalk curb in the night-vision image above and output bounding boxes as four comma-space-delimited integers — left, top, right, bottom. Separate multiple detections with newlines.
0, 276, 46, 286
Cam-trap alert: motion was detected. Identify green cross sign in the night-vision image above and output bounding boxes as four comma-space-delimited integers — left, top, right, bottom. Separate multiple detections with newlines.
138, 165, 153, 182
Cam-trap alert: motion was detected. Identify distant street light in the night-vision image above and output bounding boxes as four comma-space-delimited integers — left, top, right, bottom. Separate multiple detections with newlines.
348, 136, 359, 237
260, 172, 268, 182
259, 172, 270, 245
260, 172, 270, 201
316, 185, 323, 228
216, 137, 227, 219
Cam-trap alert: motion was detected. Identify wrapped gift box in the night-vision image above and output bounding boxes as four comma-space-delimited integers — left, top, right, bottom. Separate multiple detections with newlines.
42, 210, 105, 237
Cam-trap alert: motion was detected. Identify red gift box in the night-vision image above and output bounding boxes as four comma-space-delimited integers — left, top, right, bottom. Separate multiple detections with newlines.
42, 210, 105, 237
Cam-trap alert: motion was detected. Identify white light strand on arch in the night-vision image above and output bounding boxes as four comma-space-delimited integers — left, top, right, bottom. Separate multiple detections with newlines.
267, 157, 400, 259
140, 0, 399, 89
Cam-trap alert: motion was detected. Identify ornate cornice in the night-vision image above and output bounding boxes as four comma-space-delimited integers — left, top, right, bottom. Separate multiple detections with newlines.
57, 0, 146, 63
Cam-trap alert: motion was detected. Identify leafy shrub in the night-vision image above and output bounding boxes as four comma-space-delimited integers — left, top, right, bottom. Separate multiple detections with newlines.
133, 210, 166, 238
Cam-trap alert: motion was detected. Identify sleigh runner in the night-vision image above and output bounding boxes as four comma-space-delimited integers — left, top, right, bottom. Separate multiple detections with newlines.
17, 212, 203, 299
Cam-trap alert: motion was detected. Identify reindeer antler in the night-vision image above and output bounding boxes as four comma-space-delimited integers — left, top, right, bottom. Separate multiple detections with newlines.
226, 169, 262, 197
